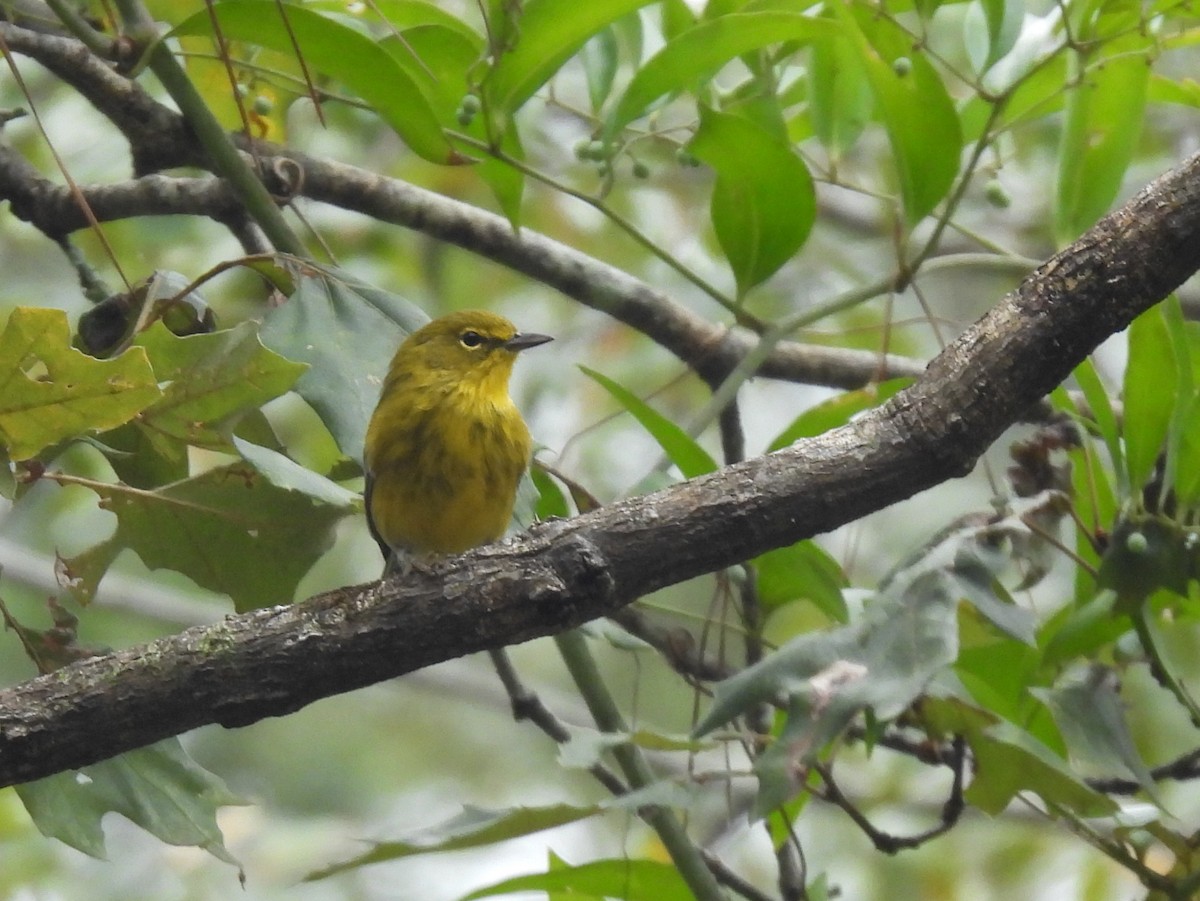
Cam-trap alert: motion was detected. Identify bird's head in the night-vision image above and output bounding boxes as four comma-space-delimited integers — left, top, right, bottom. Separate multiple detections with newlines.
390, 310, 552, 392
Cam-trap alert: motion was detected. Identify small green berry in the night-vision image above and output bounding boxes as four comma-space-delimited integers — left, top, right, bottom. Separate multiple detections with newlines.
252, 95, 274, 116
1125, 531, 1149, 554
984, 178, 1011, 208
892, 56, 912, 77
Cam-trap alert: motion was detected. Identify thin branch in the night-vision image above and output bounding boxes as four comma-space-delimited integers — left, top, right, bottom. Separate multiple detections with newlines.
701, 850, 777, 901
554, 629, 729, 901
813, 736, 966, 854
1087, 747, 1200, 795
607, 606, 733, 682
486, 648, 628, 796
0, 145, 245, 234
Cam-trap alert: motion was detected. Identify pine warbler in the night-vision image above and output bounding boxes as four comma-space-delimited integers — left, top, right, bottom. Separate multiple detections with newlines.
363, 310, 551, 569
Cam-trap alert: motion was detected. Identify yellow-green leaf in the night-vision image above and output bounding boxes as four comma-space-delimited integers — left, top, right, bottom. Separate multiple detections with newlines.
605, 11, 838, 139
689, 106, 815, 297
172, 2, 458, 164
483, 0, 656, 117
127, 321, 307, 461
1056, 33, 1152, 241
0, 308, 160, 460
835, 1, 962, 223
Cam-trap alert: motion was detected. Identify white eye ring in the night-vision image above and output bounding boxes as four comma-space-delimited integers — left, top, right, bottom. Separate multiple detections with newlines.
460, 330, 484, 348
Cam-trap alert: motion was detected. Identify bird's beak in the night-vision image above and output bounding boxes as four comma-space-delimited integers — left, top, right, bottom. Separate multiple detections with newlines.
505, 332, 553, 351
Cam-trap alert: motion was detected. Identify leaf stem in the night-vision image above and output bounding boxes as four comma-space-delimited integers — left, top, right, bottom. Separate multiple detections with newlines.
1131, 609, 1200, 728
554, 629, 729, 901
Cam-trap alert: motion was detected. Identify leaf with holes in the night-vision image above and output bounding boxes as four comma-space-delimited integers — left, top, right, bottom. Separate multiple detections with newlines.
0, 307, 160, 461
16, 738, 243, 864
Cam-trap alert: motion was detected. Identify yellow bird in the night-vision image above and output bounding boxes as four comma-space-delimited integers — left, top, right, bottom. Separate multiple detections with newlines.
363, 310, 552, 570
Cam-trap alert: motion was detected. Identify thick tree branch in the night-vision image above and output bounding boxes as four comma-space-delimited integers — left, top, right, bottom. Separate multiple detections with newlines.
0, 144, 244, 232
1, 152, 1199, 787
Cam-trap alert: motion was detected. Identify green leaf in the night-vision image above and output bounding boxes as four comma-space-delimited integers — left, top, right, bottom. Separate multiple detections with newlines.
232, 437, 360, 507
605, 11, 838, 138
463, 853, 693, 901
1033, 664, 1159, 802
1056, 33, 1152, 241
960, 54, 1068, 141
879, 493, 1063, 643
1070, 357, 1126, 494
63, 462, 347, 611
912, 0, 945, 17
965, 722, 1119, 817
697, 568, 959, 812
128, 321, 306, 458
1039, 590, 1124, 666
15, 739, 242, 863
0, 307, 160, 461
943, 546, 1037, 645
956, 638, 1040, 723
483, 0, 656, 116
0, 446, 13, 499
768, 379, 911, 452
1172, 394, 1200, 506
579, 366, 717, 478
582, 26, 620, 112
172, 2, 458, 163
306, 804, 603, 880
259, 263, 428, 462
530, 465, 570, 519
754, 540, 848, 621
688, 106, 815, 297
661, 0, 697, 40
808, 29, 873, 157
696, 570, 958, 735
1147, 72, 1200, 109
310, 0, 483, 42
964, 0, 1025, 75
375, 23, 526, 222
1161, 297, 1196, 506
578, 617, 655, 652
98, 421, 188, 489
558, 725, 710, 770
748, 581, 958, 814
836, 2, 962, 222
1124, 304, 1177, 493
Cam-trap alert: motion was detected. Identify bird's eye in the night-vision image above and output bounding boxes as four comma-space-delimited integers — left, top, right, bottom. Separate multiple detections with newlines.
460, 330, 484, 348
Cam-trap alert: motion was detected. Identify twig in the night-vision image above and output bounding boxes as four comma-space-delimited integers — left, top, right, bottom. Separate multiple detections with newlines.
813, 736, 966, 854
701, 849, 776, 901
486, 648, 627, 796
555, 629, 730, 901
